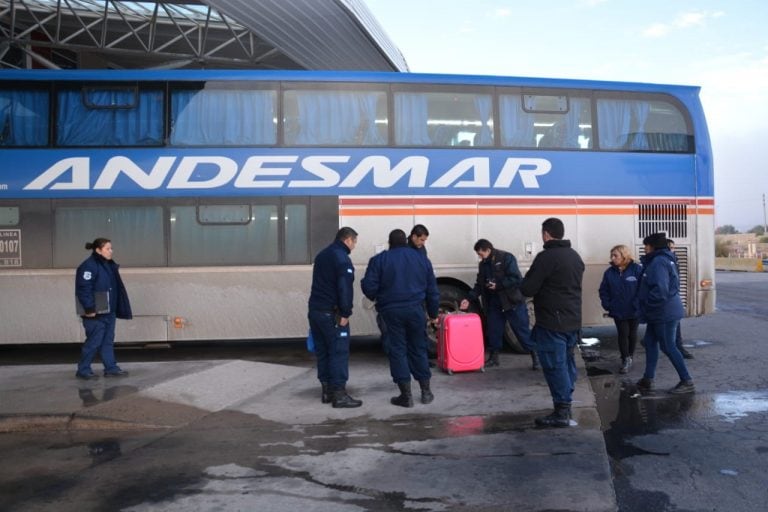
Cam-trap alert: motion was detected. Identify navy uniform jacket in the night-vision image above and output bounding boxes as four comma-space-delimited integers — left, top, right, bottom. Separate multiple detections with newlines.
75, 253, 132, 319
638, 248, 685, 323
308, 240, 355, 318
361, 246, 440, 318
467, 248, 525, 312
598, 261, 642, 320
520, 239, 584, 332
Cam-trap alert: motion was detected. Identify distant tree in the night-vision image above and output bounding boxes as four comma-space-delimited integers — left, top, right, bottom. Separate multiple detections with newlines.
715, 225, 739, 235
748, 225, 766, 235
715, 238, 731, 257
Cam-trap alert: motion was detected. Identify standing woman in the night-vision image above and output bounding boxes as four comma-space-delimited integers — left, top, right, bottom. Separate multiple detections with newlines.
75, 238, 132, 380
599, 245, 642, 374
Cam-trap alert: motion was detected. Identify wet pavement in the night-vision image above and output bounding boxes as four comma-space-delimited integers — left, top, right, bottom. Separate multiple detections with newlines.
582, 271, 768, 512
3, 272, 767, 511
0, 347, 615, 511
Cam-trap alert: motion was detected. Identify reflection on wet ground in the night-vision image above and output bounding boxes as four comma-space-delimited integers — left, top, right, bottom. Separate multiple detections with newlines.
584, 337, 768, 454
712, 390, 768, 423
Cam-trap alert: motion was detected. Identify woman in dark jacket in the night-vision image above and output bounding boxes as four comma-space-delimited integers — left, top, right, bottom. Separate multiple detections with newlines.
75, 238, 132, 380
636, 233, 694, 394
599, 245, 642, 374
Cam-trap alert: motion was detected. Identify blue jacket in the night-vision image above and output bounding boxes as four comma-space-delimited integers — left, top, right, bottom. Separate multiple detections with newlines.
308, 240, 355, 318
361, 245, 440, 318
75, 253, 132, 319
598, 261, 642, 320
637, 248, 685, 323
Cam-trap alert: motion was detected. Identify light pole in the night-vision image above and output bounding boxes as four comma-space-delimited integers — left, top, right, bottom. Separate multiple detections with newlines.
763, 193, 767, 236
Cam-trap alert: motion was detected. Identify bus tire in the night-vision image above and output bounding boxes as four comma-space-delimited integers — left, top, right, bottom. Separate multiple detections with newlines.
426, 283, 470, 357
503, 298, 535, 354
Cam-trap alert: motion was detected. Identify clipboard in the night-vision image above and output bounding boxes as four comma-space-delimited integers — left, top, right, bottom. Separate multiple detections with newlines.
76, 291, 110, 315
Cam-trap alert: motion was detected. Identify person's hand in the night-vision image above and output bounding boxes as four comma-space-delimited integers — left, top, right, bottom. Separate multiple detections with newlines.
85, 312, 96, 318
459, 299, 469, 311
338, 317, 349, 327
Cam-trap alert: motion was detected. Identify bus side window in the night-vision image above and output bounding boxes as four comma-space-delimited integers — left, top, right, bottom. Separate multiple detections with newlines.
57, 87, 163, 147
170, 87, 277, 146
283, 89, 386, 146
0, 89, 49, 147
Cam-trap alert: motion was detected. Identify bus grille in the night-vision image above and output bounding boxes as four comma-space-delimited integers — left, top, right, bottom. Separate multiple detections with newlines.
638, 203, 688, 239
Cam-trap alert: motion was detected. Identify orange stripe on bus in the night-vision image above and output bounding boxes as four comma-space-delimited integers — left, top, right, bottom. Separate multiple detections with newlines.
340, 207, 715, 216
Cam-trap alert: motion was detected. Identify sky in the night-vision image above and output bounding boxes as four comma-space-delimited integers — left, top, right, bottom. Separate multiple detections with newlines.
365, 0, 768, 232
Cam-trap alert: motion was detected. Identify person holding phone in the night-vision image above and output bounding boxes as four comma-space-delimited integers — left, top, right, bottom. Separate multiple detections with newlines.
460, 239, 536, 369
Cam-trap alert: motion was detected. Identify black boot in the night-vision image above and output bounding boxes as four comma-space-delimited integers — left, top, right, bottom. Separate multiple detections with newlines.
331, 388, 362, 408
320, 382, 331, 404
391, 381, 414, 408
418, 379, 434, 404
530, 351, 540, 371
534, 403, 572, 428
485, 350, 500, 367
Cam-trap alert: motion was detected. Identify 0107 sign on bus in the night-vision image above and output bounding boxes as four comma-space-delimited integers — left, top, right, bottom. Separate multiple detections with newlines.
0, 229, 22, 267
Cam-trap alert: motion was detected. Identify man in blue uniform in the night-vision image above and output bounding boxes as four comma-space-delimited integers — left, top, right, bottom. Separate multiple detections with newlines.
308, 227, 362, 408
362, 229, 440, 407
521, 218, 584, 428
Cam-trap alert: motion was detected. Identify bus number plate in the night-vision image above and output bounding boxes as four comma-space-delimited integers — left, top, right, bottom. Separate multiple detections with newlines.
0, 229, 21, 267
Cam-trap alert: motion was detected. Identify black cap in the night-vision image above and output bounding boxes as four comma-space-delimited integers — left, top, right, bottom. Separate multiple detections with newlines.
643, 232, 668, 249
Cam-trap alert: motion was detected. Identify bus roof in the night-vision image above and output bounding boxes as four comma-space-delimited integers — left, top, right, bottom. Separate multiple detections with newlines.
0, 68, 701, 96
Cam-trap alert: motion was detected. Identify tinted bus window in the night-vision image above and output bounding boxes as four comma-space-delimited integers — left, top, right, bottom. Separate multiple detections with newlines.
56, 86, 163, 146
54, 205, 165, 267
597, 98, 691, 152
283, 88, 388, 146
394, 91, 494, 147
169, 204, 279, 265
284, 203, 308, 264
0, 88, 49, 147
170, 85, 277, 146
500, 93, 592, 149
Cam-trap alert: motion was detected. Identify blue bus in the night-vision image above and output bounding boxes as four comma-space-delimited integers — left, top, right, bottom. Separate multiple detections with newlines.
0, 69, 714, 348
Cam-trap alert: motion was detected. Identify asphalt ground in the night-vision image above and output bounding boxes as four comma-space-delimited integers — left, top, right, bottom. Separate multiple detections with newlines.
0, 345, 617, 511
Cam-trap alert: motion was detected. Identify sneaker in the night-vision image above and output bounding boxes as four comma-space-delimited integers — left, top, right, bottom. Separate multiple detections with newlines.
75, 372, 99, 380
680, 349, 694, 360
669, 380, 695, 394
104, 368, 129, 377
636, 377, 653, 390
619, 356, 632, 374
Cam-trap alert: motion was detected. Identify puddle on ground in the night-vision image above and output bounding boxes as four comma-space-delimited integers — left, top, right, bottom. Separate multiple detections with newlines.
711, 391, 768, 423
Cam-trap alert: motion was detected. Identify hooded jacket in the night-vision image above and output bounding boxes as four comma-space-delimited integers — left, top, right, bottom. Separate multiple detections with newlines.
638, 248, 685, 322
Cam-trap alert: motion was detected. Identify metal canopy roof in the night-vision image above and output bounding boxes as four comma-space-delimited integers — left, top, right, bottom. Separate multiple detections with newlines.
0, 0, 409, 71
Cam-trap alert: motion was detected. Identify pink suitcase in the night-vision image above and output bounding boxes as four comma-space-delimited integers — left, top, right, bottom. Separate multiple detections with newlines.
437, 312, 485, 374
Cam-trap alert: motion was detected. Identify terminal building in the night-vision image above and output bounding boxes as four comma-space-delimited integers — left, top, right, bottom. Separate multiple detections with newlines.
0, 0, 408, 72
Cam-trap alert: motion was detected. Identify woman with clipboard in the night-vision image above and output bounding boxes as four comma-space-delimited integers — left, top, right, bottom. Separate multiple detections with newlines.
75, 237, 132, 380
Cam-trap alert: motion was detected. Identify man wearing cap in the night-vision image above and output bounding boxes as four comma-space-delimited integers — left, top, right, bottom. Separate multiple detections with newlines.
636, 232, 695, 394
361, 229, 440, 407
